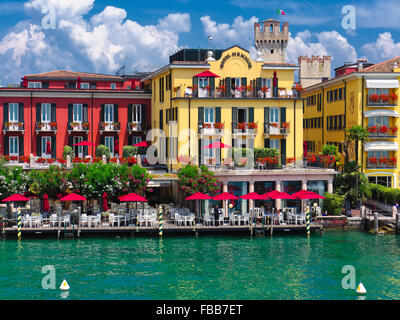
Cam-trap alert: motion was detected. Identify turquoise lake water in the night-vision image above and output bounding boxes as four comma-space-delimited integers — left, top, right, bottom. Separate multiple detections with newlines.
0, 231, 399, 300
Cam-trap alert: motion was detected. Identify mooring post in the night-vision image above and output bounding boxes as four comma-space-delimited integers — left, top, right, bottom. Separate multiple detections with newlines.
306, 205, 311, 236
396, 213, 400, 234
57, 211, 60, 239
158, 205, 163, 237
374, 212, 379, 233
270, 212, 273, 236
17, 208, 21, 241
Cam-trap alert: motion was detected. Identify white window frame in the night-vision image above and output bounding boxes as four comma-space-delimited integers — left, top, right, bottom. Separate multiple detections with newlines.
269, 107, 280, 123
262, 78, 271, 89
198, 77, 209, 88
132, 104, 141, 123
79, 83, 89, 89
73, 136, 84, 158
104, 136, 115, 156
9, 103, 19, 123
41, 103, 51, 123
9, 136, 19, 156
41, 136, 52, 159
111, 83, 117, 90
73, 104, 83, 122
270, 139, 280, 151
204, 107, 214, 123
28, 82, 42, 89
104, 104, 114, 123
233, 78, 241, 89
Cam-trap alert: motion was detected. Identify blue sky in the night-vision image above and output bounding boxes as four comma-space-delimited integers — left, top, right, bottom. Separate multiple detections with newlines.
0, 0, 399, 85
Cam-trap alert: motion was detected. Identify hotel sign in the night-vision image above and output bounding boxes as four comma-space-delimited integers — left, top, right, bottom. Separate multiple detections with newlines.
220, 52, 252, 69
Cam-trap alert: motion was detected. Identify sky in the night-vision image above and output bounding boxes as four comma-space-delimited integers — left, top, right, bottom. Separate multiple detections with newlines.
0, 0, 399, 85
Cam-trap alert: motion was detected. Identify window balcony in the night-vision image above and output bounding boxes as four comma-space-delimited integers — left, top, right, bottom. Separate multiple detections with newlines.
198, 122, 225, 136
367, 126, 397, 138
99, 122, 120, 134
367, 94, 398, 107
68, 121, 90, 134
367, 157, 397, 169
35, 122, 57, 133
127, 122, 148, 133
264, 122, 290, 137
3, 122, 24, 134
231, 122, 258, 135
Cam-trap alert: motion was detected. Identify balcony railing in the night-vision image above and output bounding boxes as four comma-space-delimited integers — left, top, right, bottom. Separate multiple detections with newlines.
35, 122, 57, 133
3, 122, 24, 133
99, 122, 121, 133
367, 126, 397, 138
198, 122, 225, 135
367, 157, 397, 169
367, 95, 397, 106
127, 122, 149, 133
68, 121, 90, 133
177, 86, 301, 99
231, 122, 258, 135
264, 122, 290, 136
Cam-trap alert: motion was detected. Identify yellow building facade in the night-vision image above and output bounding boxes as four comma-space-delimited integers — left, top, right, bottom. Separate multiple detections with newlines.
143, 46, 304, 171
303, 57, 400, 188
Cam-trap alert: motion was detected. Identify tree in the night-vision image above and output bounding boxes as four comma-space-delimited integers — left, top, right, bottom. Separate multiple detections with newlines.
177, 164, 222, 196
345, 126, 369, 166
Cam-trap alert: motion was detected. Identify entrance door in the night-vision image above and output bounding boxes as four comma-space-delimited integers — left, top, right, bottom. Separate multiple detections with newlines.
73, 136, 84, 158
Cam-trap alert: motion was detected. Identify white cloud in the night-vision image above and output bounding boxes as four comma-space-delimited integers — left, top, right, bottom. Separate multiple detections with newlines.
357, 0, 400, 29
200, 15, 258, 49
0, 1, 191, 84
362, 32, 400, 62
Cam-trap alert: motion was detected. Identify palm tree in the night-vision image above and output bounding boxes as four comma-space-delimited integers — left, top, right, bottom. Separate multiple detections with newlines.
344, 125, 370, 209
345, 126, 369, 166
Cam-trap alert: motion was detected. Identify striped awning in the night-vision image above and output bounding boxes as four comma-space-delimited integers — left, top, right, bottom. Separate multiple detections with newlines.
364, 109, 400, 118
365, 141, 399, 151
365, 79, 399, 89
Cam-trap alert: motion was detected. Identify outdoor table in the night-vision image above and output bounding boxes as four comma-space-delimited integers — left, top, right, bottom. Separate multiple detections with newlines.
114, 215, 124, 227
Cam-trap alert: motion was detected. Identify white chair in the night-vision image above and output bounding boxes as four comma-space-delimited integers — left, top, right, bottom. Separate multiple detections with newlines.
50, 214, 58, 227
229, 214, 239, 225
278, 213, 285, 225
175, 213, 184, 226
204, 214, 214, 226
109, 214, 118, 227
240, 214, 249, 225
186, 215, 195, 226
80, 214, 89, 227
286, 89, 293, 97
93, 214, 101, 227
61, 215, 70, 227
287, 213, 296, 225
298, 213, 306, 225
266, 90, 272, 98
22, 214, 31, 228
136, 214, 146, 227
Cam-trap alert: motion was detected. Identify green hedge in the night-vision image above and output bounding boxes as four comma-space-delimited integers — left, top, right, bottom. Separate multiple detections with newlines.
370, 183, 400, 204
254, 148, 280, 159
322, 193, 345, 216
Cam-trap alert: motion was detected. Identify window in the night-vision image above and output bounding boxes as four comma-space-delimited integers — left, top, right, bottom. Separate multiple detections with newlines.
269, 108, 280, 123
368, 176, 392, 188
132, 137, 141, 146
261, 78, 271, 89
28, 82, 41, 89
73, 104, 83, 122
104, 104, 114, 123
104, 136, 115, 156
41, 103, 51, 123
9, 103, 18, 122
339, 88, 343, 100
132, 105, 141, 123
80, 83, 89, 89
270, 139, 280, 151
334, 89, 338, 101
198, 77, 209, 88
368, 151, 389, 159
111, 83, 117, 90
368, 116, 389, 127
41, 136, 51, 158
369, 88, 389, 97
73, 136, 84, 158
9, 137, 19, 156
204, 107, 214, 123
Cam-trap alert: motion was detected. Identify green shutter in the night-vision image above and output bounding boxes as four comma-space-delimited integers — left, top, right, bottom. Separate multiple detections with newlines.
159, 110, 163, 130
215, 107, 221, 123
68, 104, 73, 126
3, 136, 8, 155
83, 104, 88, 122
198, 107, 204, 124
225, 77, 231, 97
280, 107, 286, 123
141, 104, 146, 124
232, 107, 238, 125
51, 103, 56, 122
264, 107, 270, 124
51, 136, 56, 159
114, 104, 119, 122
193, 77, 198, 97
249, 107, 254, 122
18, 103, 24, 122
19, 136, 24, 156
280, 139, 286, 165
209, 77, 215, 92
100, 104, 104, 122
264, 139, 270, 148
37, 136, 41, 157
36, 103, 41, 123
3, 103, 8, 122
256, 78, 262, 92
241, 77, 247, 87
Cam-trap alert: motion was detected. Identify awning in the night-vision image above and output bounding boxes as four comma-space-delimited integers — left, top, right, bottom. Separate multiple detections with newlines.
365, 141, 399, 151
364, 109, 400, 118
365, 79, 399, 89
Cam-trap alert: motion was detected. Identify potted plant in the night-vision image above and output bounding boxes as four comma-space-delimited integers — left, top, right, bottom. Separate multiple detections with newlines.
380, 94, 389, 103
368, 125, 377, 133
247, 122, 257, 130
389, 92, 398, 104
237, 122, 246, 131
112, 122, 119, 129
82, 122, 89, 130
214, 122, 224, 130
390, 126, 398, 135
18, 122, 24, 129
50, 122, 57, 129
390, 157, 397, 166
380, 125, 389, 134
369, 157, 377, 164
71, 122, 79, 130
130, 122, 138, 131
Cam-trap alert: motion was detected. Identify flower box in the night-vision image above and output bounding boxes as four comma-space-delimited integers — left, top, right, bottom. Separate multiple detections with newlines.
368, 126, 377, 133
237, 122, 246, 130
380, 125, 389, 133
390, 126, 398, 135
369, 94, 379, 103
214, 122, 224, 130
247, 122, 257, 129
380, 94, 389, 102
369, 157, 378, 164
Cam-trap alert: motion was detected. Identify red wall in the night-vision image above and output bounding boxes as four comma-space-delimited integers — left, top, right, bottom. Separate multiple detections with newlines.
0, 93, 151, 159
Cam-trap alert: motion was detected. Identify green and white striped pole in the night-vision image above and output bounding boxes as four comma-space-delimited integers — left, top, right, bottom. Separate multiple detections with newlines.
306, 205, 310, 236
159, 205, 163, 237
17, 208, 21, 240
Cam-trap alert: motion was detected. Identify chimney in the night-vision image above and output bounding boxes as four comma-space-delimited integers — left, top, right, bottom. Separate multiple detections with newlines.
357, 58, 368, 71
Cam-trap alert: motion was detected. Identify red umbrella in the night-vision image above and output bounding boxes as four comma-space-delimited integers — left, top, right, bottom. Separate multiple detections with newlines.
292, 190, 325, 200
46, 139, 51, 155
114, 138, 119, 155
2, 194, 29, 202
119, 193, 147, 202
193, 70, 221, 78
74, 141, 96, 147
102, 192, 108, 211
186, 192, 212, 200
203, 141, 231, 149
213, 192, 238, 201
60, 193, 87, 201
240, 192, 269, 200
133, 141, 150, 147
43, 193, 49, 212
262, 190, 297, 200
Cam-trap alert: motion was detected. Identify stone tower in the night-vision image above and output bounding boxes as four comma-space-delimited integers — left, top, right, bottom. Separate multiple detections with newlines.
298, 55, 331, 88
254, 19, 289, 63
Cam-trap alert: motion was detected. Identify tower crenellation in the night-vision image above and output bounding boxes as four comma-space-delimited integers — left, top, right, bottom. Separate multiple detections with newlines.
254, 19, 289, 63
298, 55, 331, 88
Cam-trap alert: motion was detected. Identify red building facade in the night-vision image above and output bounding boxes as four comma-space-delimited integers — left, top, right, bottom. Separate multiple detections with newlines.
0, 71, 151, 159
